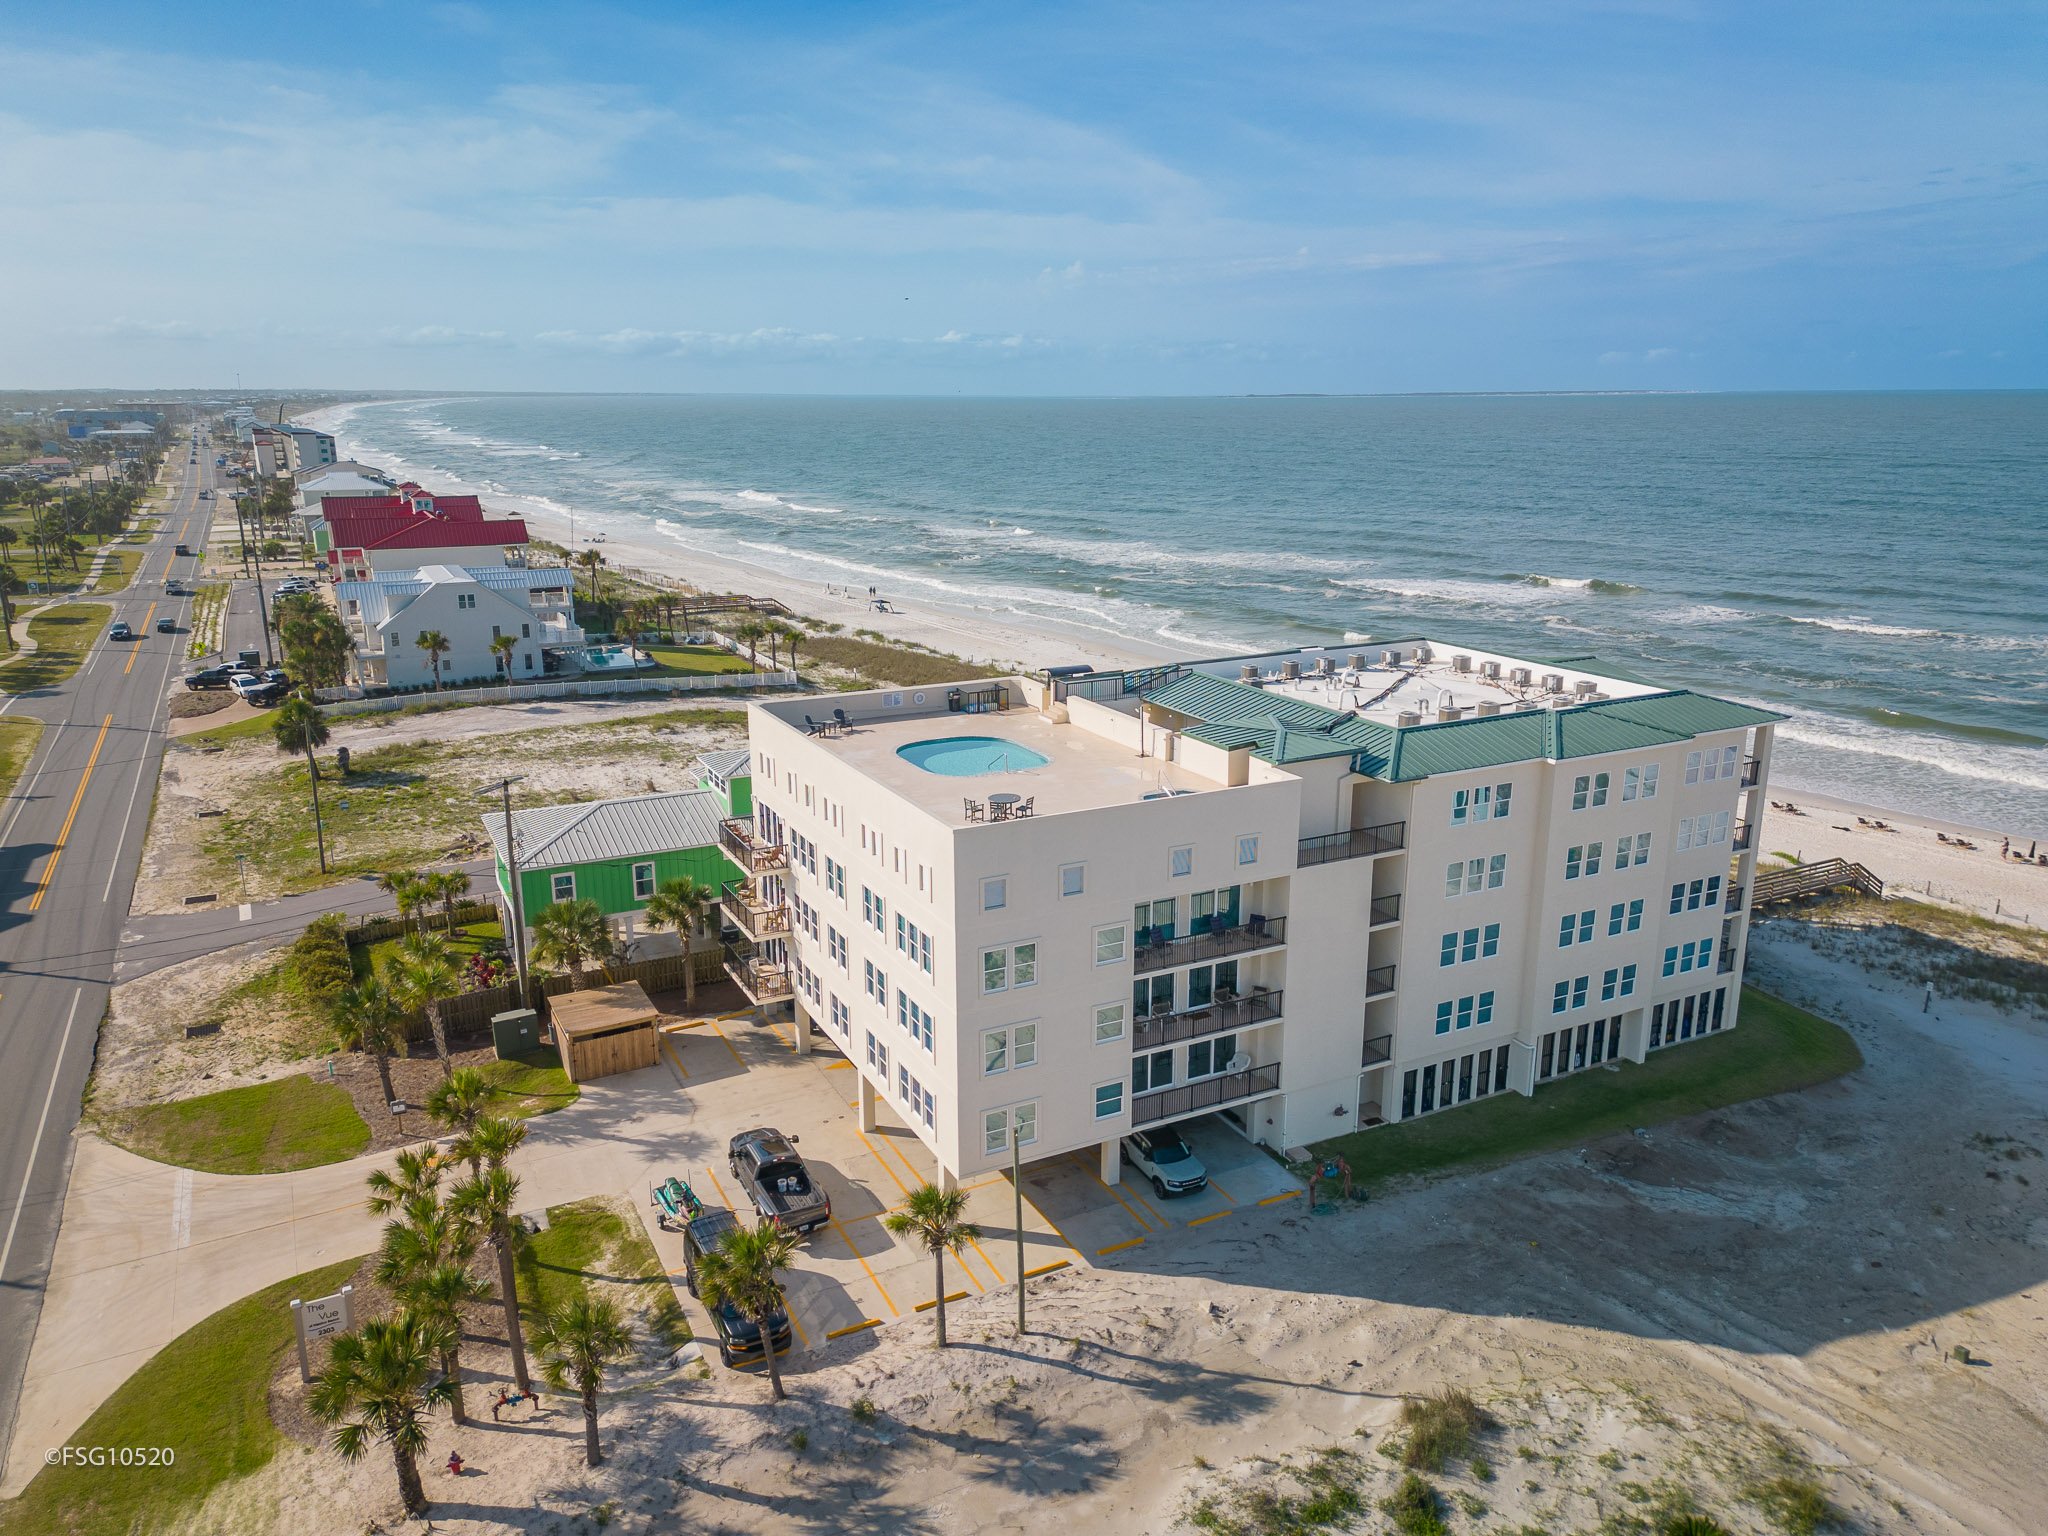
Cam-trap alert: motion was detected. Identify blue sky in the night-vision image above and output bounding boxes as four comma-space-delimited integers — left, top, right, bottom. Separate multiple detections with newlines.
4, 1, 2042, 393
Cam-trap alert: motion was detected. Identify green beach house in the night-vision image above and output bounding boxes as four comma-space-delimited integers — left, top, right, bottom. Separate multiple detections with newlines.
486, 769, 750, 952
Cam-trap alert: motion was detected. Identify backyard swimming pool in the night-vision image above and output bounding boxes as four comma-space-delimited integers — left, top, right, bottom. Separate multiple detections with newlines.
896, 736, 1051, 776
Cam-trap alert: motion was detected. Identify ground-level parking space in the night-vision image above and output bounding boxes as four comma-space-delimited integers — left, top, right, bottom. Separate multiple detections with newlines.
617, 1000, 1302, 1375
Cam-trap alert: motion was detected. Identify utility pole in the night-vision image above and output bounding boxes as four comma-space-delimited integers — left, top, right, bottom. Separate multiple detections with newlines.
1013, 1125, 1027, 1335
480, 776, 530, 999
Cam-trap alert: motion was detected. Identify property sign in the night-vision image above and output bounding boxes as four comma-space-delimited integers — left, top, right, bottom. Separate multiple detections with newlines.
290, 1284, 355, 1381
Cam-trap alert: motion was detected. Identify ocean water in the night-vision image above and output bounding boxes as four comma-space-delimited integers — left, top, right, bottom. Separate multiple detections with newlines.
314, 393, 2048, 832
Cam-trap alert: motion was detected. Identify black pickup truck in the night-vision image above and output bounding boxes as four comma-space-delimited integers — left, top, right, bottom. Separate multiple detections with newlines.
679, 1206, 795, 1366
727, 1127, 831, 1235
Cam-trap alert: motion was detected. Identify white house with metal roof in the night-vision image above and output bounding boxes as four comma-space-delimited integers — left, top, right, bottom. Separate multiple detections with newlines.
334, 564, 580, 689
724, 637, 1780, 1194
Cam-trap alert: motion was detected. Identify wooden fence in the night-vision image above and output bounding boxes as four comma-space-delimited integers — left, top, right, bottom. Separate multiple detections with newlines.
346, 898, 501, 947
1752, 858, 1884, 908
400, 947, 722, 1044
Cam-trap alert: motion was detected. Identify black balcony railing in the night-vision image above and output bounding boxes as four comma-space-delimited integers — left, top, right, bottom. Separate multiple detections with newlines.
1297, 820, 1406, 867
1361, 1032, 1392, 1067
722, 942, 792, 1004
1717, 948, 1737, 976
1369, 893, 1401, 926
1724, 883, 1746, 913
1740, 756, 1762, 788
1133, 988, 1282, 1053
1133, 1063, 1281, 1127
1365, 964, 1396, 998
1732, 820, 1754, 852
719, 817, 787, 872
720, 878, 790, 941
1132, 915, 1287, 976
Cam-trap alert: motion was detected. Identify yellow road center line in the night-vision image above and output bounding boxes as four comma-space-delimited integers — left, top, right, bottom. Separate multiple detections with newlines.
1095, 1237, 1145, 1256
1188, 1210, 1230, 1228
827, 1212, 899, 1318
28, 714, 112, 913
824, 1318, 882, 1340
1256, 1190, 1303, 1206
123, 603, 157, 674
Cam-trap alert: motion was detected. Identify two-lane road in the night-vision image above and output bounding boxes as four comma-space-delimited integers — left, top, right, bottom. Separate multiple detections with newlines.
0, 443, 216, 1469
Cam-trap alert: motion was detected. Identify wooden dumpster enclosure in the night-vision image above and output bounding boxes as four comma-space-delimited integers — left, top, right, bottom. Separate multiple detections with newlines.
550, 981, 662, 1082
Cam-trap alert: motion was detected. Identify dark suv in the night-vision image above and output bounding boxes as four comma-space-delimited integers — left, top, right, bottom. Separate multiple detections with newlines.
679, 1208, 795, 1366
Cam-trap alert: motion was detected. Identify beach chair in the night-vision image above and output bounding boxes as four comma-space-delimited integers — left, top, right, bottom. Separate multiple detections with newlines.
833, 708, 853, 732
1017, 796, 1035, 817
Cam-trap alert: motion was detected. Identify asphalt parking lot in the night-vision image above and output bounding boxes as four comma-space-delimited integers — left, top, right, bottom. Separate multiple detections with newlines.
635, 1006, 1303, 1370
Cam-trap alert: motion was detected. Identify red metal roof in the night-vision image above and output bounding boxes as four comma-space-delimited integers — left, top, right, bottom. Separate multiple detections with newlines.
326, 503, 528, 552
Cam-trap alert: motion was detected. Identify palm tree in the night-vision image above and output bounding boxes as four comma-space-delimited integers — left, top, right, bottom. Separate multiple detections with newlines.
375, 1203, 482, 1426
448, 1118, 532, 1396
273, 694, 332, 873
885, 1183, 981, 1348
309, 1311, 456, 1516
574, 547, 606, 604
414, 628, 451, 690
490, 631, 517, 682
426, 1066, 494, 1174
378, 869, 428, 937
733, 619, 766, 666
365, 1145, 443, 1217
388, 932, 460, 1079
694, 1220, 799, 1402
332, 978, 406, 1110
528, 897, 614, 989
422, 868, 471, 936
779, 623, 802, 676
640, 876, 714, 1006
530, 1296, 634, 1467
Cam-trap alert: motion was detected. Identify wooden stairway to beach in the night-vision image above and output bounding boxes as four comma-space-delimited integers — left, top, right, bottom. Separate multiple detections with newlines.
1752, 857, 1884, 907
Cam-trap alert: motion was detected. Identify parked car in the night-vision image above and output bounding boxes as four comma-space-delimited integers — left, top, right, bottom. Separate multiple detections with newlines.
155, 617, 177, 634
197, 489, 211, 500
184, 665, 236, 690
173, 543, 192, 556
108, 621, 134, 641
728, 1127, 831, 1235
678, 1207, 795, 1366
229, 673, 284, 705
1121, 1127, 1209, 1198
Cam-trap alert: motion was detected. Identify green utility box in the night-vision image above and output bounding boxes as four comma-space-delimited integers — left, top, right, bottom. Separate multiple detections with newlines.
491, 1008, 540, 1060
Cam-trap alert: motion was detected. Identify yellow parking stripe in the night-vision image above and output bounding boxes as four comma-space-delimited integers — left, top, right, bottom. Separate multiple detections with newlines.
1206, 1176, 1240, 1206
1010, 1180, 1085, 1266
1256, 1190, 1302, 1206
657, 1031, 690, 1079
825, 1319, 881, 1340
913, 1289, 970, 1313
967, 1235, 1006, 1285
854, 1125, 913, 1200
1096, 1237, 1144, 1256
1022, 1260, 1070, 1279
704, 1017, 747, 1069
827, 1212, 899, 1317
824, 1060, 854, 1070
1072, 1153, 1156, 1235
1188, 1210, 1230, 1228
703, 1166, 737, 1211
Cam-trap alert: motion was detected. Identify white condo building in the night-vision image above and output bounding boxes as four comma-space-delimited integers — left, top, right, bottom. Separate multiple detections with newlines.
724, 641, 1779, 1190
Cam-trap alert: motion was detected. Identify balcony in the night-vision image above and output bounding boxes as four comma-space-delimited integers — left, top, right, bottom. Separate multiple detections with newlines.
720, 879, 791, 943
1724, 883, 1746, 913
719, 817, 787, 874
1368, 893, 1401, 928
723, 942, 792, 1006
1361, 1032, 1392, 1067
1297, 820, 1406, 868
1740, 756, 1762, 788
1133, 1062, 1281, 1127
1133, 915, 1287, 976
1365, 964, 1396, 998
1133, 988, 1283, 1053
1732, 820, 1754, 852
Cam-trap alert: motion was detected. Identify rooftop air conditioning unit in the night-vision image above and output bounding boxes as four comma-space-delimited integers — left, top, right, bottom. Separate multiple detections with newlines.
1541, 672, 1564, 693
1395, 710, 1422, 728
1509, 666, 1532, 686
1582, 690, 1609, 702
1479, 660, 1501, 679
1451, 654, 1473, 673
1437, 704, 1462, 722
1280, 659, 1302, 680
1349, 653, 1367, 671
1476, 700, 1501, 717
1573, 678, 1597, 697
1240, 664, 1259, 682
1317, 656, 1336, 675
1414, 645, 1434, 663
1382, 650, 1402, 666
1512, 701, 1541, 712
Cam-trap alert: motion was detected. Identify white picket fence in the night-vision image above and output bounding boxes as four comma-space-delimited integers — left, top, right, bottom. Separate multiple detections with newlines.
314, 668, 799, 717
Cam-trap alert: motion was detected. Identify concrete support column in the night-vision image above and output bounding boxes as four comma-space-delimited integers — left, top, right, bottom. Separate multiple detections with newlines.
1099, 1137, 1122, 1185
791, 1000, 812, 1057
858, 1073, 878, 1133
939, 1166, 958, 1195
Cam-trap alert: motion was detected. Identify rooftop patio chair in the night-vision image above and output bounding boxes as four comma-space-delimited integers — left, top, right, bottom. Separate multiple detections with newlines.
833, 707, 853, 732
963, 798, 985, 822
802, 714, 827, 736
1016, 796, 1035, 817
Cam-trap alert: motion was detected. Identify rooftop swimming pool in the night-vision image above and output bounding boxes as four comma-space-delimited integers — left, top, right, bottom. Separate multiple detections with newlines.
896, 736, 1051, 776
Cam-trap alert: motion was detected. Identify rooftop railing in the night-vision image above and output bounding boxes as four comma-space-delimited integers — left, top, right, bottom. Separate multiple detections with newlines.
1133, 1062, 1281, 1127
1133, 988, 1282, 1053
1297, 820, 1406, 868
1132, 915, 1287, 976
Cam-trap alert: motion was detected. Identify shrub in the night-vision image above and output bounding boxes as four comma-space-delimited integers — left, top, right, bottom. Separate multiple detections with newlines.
1749, 1473, 1835, 1535
849, 1395, 878, 1425
289, 914, 353, 1008
1663, 1516, 1730, 1536
1399, 1387, 1493, 1471
1383, 1473, 1448, 1536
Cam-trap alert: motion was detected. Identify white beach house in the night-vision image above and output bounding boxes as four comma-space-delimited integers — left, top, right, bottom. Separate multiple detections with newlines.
723, 641, 1778, 1190
334, 564, 580, 689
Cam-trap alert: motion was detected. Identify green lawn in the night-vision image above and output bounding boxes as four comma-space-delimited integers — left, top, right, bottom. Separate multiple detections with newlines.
350, 919, 504, 981
643, 642, 758, 676
182, 709, 284, 749
0, 1258, 362, 1536
474, 1046, 581, 1119
1312, 987, 1862, 1187
0, 603, 112, 692
104, 1075, 370, 1175
0, 716, 44, 805
516, 1197, 687, 1348
89, 545, 144, 591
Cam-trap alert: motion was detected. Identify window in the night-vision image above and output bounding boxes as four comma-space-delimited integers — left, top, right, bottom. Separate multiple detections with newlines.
1094, 1002, 1126, 1044
1456, 995, 1475, 1030
1669, 882, 1687, 916
1608, 902, 1625, 937
863, 959, 887, 1002
984, 1024, 1037, 1075
1494, 783, 1513, 820
1712, 811, 1730, 844
830, 995, 849, 1036
1469, 785, 1492, 822
1585, 841, 1603, 877
1089, 923, 1127, 965
824, 857, 846, 900
1477, 990, 1495, 1026
1170, 845, 1194, 878
1601, 967, 1619, 1001
1627, 898, 1643, 931
982, 876, 1007, 912
985, 1102, 1039, 1157
1572, 775, 1591, 812
1663, 945, 1679, 977
1188, 1033, 1237, 1078
1552, 981, 1569, 1015
1620, 963, 1637, 996
1685, 750, 1702, 785
1434, 1001, 1454, 1035
866, 1031, 889, 1078
895, 991, 935, 1051
828, 927, 848, 968
1451, 789, 1469, 826
1094, 1081, 1125, 1120
1483, 923, 1500, 956
1642, 764, 1660, 797
550, 872, 575, 902
632, 862, 655, 900
1566, 846, 1584, 881
1446, 861, 1466, 898
1441, 932, 1458, 968
1593, 772, 1610, 806
1450, 856, 1499, 896
1558, 914, 1576, 949
895, 915, 933, 974
1060, 863, 1086, 898
982, 943, 1037, 994
1237, 835, 1259, 866
862, 886, 885, 932
1623, 766, 1641, 801
1571, 975, 1589, 1009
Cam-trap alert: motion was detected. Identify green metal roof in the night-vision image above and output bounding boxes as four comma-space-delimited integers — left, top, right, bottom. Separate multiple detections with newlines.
1143, 672, 1783, 781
